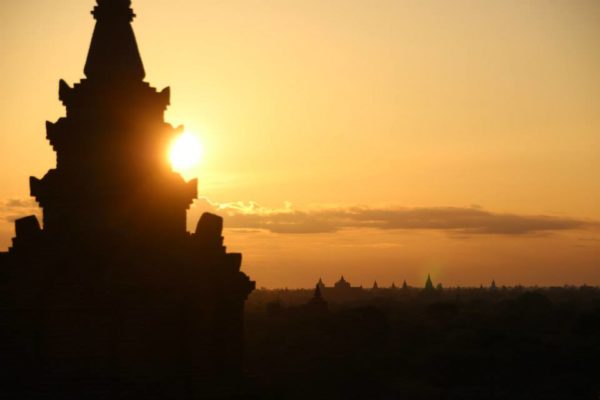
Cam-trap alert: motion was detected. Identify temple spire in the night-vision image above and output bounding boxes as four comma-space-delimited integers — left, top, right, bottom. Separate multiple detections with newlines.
84, 0, 145, 82
425, 274, 434, 291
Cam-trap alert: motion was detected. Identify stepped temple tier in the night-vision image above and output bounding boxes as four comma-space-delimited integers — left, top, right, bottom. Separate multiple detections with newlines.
0, 0, 255, 398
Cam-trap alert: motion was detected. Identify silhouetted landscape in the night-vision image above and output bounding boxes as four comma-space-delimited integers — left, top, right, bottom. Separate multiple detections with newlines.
242, 280, 600, 400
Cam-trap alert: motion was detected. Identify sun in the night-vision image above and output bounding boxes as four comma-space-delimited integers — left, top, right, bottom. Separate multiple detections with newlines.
169, 131, 203, 172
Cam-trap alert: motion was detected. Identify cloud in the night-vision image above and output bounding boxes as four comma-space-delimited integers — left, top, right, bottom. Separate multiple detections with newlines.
0, 198, 41, 223
2, 197, 595, 237
194, 198, 597, 236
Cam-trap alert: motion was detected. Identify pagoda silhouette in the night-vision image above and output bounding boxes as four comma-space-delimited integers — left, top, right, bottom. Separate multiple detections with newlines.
0, 0, 254, 398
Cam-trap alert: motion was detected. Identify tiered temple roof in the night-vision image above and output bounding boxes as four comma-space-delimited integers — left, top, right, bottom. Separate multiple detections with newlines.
0, 1, 254, 397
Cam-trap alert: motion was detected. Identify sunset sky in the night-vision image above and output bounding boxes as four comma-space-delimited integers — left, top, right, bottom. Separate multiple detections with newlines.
1, 0, 598, 287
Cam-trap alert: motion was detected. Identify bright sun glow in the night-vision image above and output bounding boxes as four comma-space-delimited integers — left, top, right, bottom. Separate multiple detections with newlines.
169, 131, 203, 172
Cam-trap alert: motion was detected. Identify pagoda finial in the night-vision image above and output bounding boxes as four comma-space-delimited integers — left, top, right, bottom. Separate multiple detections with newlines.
92, 0, 136, 22
84, 0, 145, 81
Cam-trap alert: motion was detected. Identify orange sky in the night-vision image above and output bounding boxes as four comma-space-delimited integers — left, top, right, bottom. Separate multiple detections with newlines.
1, 0, 599, 287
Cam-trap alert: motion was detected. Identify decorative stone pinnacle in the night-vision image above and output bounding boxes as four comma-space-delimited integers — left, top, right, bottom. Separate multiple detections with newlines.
92, 0, 136, 22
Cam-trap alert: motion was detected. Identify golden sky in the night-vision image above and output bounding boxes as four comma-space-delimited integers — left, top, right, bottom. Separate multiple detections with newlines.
1, 0, 599, 287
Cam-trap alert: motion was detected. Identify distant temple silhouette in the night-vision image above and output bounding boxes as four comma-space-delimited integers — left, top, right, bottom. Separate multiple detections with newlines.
0, 0, 254, 398
425, 273, 435, 291
315, 276, 364, 302
305, 284, 329, 313
314, 274, 444, 302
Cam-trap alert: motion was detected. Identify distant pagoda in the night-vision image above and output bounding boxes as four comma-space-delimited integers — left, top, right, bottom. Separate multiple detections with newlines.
0, 0, 254, 398
305, 284, 329, 313
425, 274, 435, 291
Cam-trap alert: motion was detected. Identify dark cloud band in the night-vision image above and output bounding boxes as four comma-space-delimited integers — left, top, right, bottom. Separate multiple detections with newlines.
196, 199, 596, 236
2, 197, 595, 236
